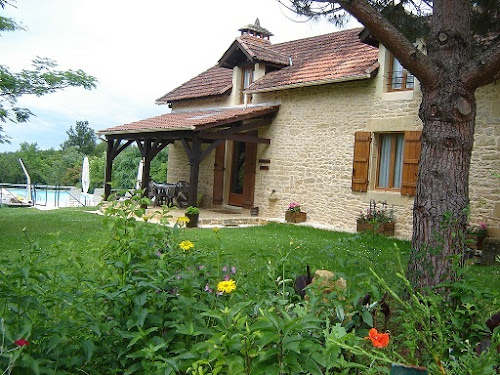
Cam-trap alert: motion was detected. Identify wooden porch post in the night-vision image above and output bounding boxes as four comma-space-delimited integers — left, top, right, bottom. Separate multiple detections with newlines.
104, 139, 114, 200
103, 137, 134, 200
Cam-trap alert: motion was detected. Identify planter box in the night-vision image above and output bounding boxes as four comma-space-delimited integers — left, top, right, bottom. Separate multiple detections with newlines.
466, 233, 487, 250
285, 211, 307, 223
357, 220, 395, 236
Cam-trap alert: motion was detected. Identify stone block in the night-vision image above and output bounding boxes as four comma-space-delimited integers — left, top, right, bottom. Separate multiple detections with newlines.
481, 238, 500, 266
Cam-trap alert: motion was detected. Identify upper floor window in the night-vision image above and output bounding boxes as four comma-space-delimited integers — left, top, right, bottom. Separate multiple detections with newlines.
388, 55, 414, 91
242, 67, 254, 89
241, 66, 254, 103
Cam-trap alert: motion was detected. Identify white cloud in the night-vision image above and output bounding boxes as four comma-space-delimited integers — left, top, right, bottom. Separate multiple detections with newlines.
0, 0, 360, 152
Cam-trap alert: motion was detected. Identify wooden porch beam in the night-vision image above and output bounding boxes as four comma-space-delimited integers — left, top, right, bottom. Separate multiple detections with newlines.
202, 133, 270, 144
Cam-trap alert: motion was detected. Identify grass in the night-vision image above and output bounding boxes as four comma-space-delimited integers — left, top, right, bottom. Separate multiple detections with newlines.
0, 206, 498, 292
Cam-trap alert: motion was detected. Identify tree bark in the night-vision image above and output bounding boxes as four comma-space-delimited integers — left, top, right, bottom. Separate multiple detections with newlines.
331, 0, 488, 289
407, 0, 475, 288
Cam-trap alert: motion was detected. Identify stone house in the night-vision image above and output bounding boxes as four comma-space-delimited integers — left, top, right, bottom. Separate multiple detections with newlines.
99, 20, 499, 239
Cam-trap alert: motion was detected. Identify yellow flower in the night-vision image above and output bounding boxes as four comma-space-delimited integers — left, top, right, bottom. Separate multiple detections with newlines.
179, 240, 194, 251
177, 216, 190, 224
217, 279, 236, 294
212, 227, 219, 233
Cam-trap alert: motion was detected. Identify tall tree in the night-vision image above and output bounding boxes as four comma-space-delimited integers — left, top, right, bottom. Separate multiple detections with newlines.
287, 0, 500, 288
61, 120, 97, 155
0, 1, 97, 143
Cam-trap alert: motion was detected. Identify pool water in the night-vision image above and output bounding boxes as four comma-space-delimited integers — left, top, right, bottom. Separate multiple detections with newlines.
2, 187, 75, 207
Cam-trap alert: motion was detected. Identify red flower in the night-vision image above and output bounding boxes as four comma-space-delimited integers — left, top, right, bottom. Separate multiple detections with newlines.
15, 339, 29, 347
365, 328, 389, 348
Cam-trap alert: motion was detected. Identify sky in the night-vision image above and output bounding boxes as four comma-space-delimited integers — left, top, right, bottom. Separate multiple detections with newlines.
0, 0, 359, 152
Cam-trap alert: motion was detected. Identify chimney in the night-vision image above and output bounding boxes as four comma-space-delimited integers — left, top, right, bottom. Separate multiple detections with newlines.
238, 18, 273, 40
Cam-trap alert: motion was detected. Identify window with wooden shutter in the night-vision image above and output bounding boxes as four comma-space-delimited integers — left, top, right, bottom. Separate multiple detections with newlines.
352, 132, 371, 192
400, 131, 422, 196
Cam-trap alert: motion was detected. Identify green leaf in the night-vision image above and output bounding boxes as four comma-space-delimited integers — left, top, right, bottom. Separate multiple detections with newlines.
82, 339, 95, 362
361, 310, 373, 327
258, 332, 280, 349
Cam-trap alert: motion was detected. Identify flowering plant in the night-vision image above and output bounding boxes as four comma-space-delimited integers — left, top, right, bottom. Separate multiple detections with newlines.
286, 202, 301, 213
469, 221, 488, 237
358, 200, 394, 223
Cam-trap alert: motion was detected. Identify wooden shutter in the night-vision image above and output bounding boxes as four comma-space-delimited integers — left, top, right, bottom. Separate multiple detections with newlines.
352, 132, 371, 192
401, 131, 422, 196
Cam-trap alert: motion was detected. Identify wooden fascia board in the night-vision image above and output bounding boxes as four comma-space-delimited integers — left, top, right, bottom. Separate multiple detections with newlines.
105, 130, 194, 141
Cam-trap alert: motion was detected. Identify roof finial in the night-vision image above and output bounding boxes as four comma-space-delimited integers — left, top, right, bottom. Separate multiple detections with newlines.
238, 18, 273, 40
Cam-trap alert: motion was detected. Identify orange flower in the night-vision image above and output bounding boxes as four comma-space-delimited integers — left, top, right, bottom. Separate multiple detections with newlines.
365, 328, 390, 348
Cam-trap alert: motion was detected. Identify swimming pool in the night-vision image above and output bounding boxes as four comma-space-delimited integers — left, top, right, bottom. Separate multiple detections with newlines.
1, 186, 84, 207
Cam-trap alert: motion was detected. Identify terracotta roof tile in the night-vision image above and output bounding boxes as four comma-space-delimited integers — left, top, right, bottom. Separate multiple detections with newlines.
156, 65, 233, 103
237, 36, 290, 66
247, 28, 379, 92
157, 27, 379, 103
99, 105, 280, 135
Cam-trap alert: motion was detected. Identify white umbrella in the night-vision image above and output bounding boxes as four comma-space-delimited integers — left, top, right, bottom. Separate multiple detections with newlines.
81, 156, 90, 205
136, 159, 145, 190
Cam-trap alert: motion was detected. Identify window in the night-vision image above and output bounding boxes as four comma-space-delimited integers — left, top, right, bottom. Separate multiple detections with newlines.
352, 131, 421, 196
242, 67, 254, 89
241, 66, 254, 103
388, 55, 414, 91
377, 133, 404, 190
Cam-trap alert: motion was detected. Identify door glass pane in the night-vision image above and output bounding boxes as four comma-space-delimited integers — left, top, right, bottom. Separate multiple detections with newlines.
230, 142, 245, 194
378, 135, 391, 188
393, 134, 405, 188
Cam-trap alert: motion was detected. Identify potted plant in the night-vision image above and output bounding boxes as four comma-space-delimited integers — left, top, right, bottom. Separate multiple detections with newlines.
466, 221, 488, 249
285, 202, 307, 223
357, 200, 395, 236
185, 206, 200, 228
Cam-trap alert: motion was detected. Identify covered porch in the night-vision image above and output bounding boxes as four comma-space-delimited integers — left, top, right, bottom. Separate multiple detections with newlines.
98, 105, 279, 207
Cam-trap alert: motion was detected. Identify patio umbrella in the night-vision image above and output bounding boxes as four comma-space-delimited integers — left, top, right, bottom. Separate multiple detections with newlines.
81, 156, 90, 205
136, 159, 145, 190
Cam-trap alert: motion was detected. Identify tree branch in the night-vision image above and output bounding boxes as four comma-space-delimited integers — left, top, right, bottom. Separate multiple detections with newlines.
461, 40, 500, 90
318, 0, 438, 88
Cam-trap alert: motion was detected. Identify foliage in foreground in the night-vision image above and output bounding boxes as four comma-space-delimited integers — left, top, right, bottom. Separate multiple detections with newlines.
0, 196, 499, 374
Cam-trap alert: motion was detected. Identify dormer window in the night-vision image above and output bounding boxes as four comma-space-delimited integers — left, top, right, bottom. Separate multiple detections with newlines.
241, 66, 254, 104
243, 66, 254, 89
388, 54, 414, 91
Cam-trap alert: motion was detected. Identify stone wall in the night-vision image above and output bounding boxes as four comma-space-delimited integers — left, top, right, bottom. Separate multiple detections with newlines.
166, 142, 216, 207
166, 47, 500, 239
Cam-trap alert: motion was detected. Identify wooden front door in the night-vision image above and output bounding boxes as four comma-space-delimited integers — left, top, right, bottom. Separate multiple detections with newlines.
228, 141, 257, 208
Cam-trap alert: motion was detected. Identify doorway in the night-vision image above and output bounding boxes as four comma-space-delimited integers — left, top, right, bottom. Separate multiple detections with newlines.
227, 141, 256, 208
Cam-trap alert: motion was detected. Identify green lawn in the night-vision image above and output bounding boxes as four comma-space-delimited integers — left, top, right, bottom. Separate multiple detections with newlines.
1, 205, 498, 374
1, 206, 497, 292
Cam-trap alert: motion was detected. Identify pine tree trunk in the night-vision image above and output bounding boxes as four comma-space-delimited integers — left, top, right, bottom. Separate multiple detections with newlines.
406, 0, 475, 288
